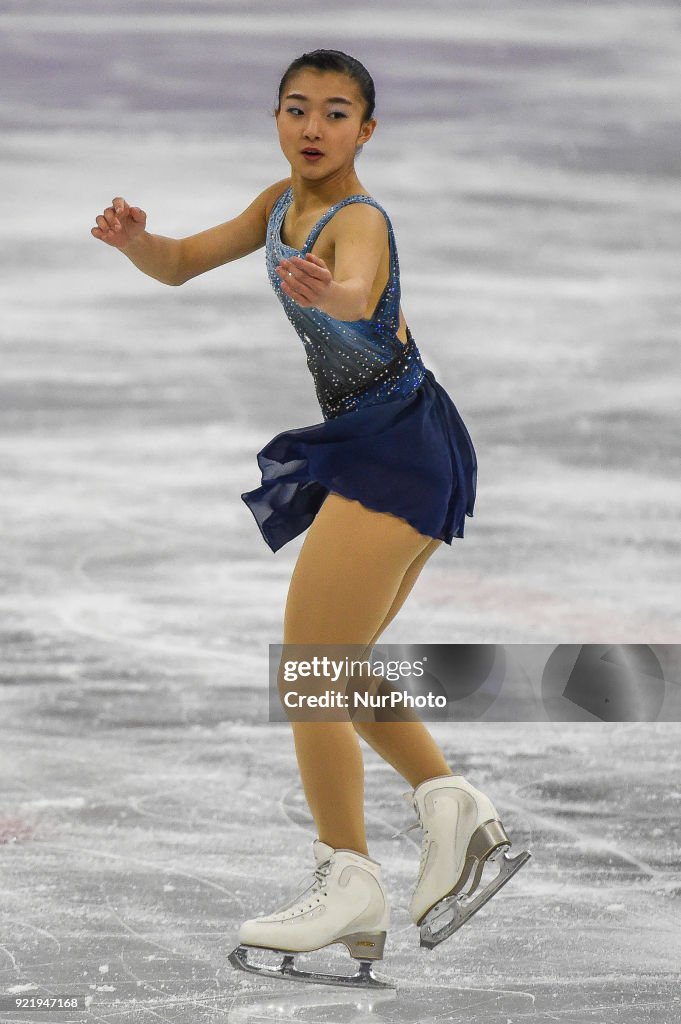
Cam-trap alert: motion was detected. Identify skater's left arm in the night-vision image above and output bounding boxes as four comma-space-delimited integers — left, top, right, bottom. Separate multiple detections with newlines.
275, 203, 388, 321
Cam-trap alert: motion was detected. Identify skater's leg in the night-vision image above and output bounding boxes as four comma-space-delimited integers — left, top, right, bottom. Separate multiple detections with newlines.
351, 538, 455, 788
354, 718, 453, 789
289, 720, 368, 855
365, 538, 443, 645
280, 492, 433, 857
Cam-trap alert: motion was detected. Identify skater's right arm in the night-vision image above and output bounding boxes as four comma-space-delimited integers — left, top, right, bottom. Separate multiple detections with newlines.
90, 180, 291, 287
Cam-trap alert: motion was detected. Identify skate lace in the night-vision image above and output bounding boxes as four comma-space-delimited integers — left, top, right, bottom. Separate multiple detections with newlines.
312, 861, 332, 890
270, 859, 333, 916
390, 790, 422, 840
390, 791, 429, 886
294, 860, 333, 900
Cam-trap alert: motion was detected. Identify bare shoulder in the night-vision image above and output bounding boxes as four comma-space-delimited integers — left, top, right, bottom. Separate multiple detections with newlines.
262, 176, 292, 222
329, 198, 392, 295
328, 198, 389, 247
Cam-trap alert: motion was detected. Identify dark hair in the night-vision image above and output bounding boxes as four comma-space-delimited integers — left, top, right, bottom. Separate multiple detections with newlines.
274, 49, 376, 123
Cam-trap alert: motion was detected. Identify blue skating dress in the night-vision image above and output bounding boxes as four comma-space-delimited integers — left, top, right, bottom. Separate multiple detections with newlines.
240, 185, 477, 553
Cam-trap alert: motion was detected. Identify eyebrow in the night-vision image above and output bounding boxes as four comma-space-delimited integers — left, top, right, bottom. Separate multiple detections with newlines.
284, 92, 354, 106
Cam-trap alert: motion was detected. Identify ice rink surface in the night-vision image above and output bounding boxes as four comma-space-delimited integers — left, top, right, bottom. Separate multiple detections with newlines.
1, 1, 680, 1021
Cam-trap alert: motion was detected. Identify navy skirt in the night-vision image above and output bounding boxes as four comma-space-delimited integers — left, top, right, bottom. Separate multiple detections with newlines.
240, 367, 477, 554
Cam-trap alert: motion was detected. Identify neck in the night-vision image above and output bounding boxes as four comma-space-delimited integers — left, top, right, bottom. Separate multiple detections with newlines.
288, 166, 366, 211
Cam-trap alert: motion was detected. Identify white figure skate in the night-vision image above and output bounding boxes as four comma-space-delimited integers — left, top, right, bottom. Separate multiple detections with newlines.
229, 839, 395, 990
392, 774, 531, 949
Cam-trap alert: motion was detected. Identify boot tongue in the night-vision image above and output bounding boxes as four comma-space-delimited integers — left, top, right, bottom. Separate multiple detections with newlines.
312, 839, 336, 864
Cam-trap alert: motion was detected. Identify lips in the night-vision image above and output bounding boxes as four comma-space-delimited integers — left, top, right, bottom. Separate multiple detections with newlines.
301, 149, 323, 155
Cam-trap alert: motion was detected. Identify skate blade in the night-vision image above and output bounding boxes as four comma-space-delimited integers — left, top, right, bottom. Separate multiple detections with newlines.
228, 945, 396, 991
419, 847, 532, 950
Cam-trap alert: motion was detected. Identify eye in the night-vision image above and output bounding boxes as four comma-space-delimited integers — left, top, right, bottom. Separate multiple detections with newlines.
284, 107, 348, 120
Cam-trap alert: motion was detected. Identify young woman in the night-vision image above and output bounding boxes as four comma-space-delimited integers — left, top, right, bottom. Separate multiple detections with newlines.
92, 49, 529, 990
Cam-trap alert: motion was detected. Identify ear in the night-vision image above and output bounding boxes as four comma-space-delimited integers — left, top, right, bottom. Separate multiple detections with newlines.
358, 117, 377, 145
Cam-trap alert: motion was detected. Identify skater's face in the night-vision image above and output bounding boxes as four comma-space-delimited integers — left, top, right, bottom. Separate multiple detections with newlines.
275, 69, 376, 176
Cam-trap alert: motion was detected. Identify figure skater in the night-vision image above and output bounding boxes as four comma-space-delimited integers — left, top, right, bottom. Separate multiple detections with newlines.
91, 48, 530, 990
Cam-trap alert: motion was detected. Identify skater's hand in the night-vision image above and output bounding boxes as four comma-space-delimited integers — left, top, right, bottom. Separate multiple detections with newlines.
275, 253, 333, 309
91, 197, 147, 249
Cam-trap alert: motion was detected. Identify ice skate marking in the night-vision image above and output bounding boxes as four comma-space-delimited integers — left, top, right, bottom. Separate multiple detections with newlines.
63, 525, 231, 663
40, 838, 247, 916
225, 986, 396, 1021
504, 783, 659, 880
125, 766, 251, 829
0, 943, 19, 972
2, 918, 62, 957
97, 879, 215, 961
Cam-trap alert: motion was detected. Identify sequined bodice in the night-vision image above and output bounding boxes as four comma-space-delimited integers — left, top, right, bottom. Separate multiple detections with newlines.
266, 185, 426, 420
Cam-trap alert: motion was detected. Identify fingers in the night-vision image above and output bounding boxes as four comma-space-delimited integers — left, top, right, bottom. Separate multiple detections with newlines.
91, 197, 129, 239
275, 256, 329, 288
285, 254, 328, 279
92, 214, 115, 239
280, 273, 316, 304
93, 209, 119, 237
275, 254, 332, 306
111, 198, 145, 219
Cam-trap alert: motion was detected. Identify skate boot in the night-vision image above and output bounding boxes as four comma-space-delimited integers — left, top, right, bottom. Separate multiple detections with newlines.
392, 774, 531, 948
229, 839, 395, 990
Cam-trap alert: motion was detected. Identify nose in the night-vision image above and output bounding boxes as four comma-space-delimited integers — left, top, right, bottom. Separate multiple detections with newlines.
303, 116, 322, 140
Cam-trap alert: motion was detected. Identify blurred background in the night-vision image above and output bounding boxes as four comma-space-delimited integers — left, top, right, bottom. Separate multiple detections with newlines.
1, 2, 680, 1021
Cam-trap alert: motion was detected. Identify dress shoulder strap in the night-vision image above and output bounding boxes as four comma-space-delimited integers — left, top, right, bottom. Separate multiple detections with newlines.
301, 193, 395, 255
